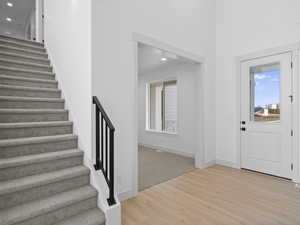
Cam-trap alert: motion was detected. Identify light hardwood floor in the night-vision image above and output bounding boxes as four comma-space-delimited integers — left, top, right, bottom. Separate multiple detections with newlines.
122, 165, 300, 225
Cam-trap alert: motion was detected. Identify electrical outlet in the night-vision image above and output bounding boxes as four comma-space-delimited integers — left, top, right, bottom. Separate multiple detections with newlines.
295, 183, 300, 189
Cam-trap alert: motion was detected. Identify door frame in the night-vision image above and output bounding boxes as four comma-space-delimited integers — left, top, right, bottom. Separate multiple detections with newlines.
236, 43, 300, 182
35, 0, 44, 42
131, 33, 206, 196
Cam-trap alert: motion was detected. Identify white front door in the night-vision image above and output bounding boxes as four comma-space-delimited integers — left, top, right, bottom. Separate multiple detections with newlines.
240, 52, 293, 179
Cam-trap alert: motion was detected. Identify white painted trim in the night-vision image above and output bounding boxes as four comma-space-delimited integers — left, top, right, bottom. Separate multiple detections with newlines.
292, 49, 300, 182
132, 33, 205, 63
216, 159, 239, 169
35, 0, 44, 42
139, 143, 195, 158
238, 42, 300, 62
236, 43, 300, 182
132, 41, 139, 198
201, 160, 216, 169
145, 129, 178, 135
118, 189, 135, 202
132, 32, 206, 199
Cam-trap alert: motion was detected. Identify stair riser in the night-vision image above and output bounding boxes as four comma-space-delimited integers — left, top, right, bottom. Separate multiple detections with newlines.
0, 61, 52, 72
0, 138, 78, 158
0, 40, 46, 53
0, 155, 83, 181
0, 53, 50, 65
0, 88, 61, 98
0, 36, 44, 48
0, 124, 73, 139
0, 112, 68, 123
0, 68, 55, 80
0, 99, 65, 109
0, 47, 47, 59
0, 77, 58, 88
0, 175, 89, 209
15, 197, 97, 225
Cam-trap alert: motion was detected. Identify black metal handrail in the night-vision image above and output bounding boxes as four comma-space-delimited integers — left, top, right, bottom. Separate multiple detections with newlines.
93, 96, 116, 206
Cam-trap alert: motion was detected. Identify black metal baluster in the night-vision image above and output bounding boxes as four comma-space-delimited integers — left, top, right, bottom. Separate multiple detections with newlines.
105, 124, 108, 177
101, 115, 104, 170
108, 129, 115, 205
95, 107, 100, 170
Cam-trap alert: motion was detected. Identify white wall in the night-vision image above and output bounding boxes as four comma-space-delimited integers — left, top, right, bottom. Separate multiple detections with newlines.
138, 62, 198, 157
92, 0, 216, 199
216, 0, 300, 166
44, 0, 93, 157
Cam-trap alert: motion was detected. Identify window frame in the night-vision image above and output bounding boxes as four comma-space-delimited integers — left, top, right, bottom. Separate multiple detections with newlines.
145, 78, 178, 135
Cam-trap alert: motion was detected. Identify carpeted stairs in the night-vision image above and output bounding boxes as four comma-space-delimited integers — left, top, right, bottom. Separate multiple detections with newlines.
0, 35, 105, 225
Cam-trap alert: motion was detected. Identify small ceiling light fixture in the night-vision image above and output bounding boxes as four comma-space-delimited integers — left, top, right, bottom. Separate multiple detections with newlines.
6, 2, 13, 7
6, 17, 12, 22
161, 57, 167, 61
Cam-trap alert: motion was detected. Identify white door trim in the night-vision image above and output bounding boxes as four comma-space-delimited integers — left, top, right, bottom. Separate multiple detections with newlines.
132, 32, 206, 196
236, 42, 300, 182
35, 0, 44, 42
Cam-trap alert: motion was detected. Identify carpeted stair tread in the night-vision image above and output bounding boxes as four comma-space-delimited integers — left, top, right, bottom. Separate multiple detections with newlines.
0, 74, 57, 84
0, 108, 67, 114
0, 166, 89, 196
0, 58, 51, 68
0, 186, 97, 225
0, 134, 77, 147
0, 84, 60, 92
0, 52, 50, 64
0, 95, 64, 102
0, 65, 54, 76
0, 121, 72, 129
0, 149, 82, 169
54, 208, 105, 225
0, 35, 44, 46
0, 35, 44, 48
0, 44, 47, 56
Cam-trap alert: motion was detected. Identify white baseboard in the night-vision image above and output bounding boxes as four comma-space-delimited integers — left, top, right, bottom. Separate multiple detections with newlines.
139, 143, 194, 158
200, 160, 216, 169
216, 159, 239, 169
118, 189, 136, 202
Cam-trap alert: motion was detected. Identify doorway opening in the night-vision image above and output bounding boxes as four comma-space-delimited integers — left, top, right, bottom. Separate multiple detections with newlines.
0, 0, 44, 42
135, 40, 203, 192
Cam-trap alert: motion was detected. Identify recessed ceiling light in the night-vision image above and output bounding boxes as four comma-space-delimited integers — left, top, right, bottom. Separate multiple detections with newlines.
6, 2, 13, 7
161, 57, 167, 61
6, 17, 12, 22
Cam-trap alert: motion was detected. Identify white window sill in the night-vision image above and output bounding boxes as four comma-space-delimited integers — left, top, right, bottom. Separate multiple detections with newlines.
145, 129, 178, 135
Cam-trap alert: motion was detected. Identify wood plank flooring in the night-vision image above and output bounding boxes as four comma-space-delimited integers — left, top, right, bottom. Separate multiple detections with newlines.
122, 165, 300, 225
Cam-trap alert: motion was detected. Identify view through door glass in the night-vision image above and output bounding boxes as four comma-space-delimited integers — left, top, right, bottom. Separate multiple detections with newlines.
250, 63, 280, 123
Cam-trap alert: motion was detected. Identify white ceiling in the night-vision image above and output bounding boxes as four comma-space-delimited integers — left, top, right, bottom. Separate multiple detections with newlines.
0, 0, 35, 37
138, 43, 195, 75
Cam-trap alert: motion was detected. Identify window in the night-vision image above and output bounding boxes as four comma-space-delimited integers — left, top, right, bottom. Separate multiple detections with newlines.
147, 80, 177, 133
250, 63, 280, 123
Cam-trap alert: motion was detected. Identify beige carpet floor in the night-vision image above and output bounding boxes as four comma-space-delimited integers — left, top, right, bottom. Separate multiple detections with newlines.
138, 145, 195, 191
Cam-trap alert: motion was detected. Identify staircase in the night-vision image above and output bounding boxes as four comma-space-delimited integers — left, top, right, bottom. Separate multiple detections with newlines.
0, 35, 105, 225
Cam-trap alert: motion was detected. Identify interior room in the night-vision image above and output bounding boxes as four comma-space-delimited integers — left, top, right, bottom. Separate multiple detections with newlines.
137, 43, 200, 191
0, 1, 300, 225
0, 0, 36, 40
